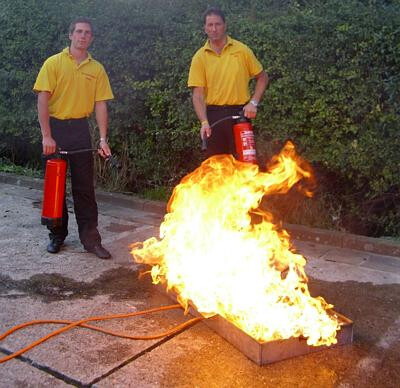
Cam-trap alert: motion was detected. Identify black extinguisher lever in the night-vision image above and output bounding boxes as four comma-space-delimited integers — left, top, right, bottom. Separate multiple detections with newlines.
234, 110, 249, 123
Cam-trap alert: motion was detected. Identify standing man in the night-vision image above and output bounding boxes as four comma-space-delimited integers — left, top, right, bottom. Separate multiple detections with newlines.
188, 7, 268, 158
33, 17, 114, 259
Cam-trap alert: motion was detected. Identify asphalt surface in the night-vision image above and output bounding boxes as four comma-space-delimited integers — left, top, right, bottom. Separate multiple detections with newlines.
0, 175, 400, 387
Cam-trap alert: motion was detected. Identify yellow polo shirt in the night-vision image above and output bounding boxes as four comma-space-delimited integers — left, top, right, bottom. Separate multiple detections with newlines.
33, 48, 114, 120
188, 36, 263, 105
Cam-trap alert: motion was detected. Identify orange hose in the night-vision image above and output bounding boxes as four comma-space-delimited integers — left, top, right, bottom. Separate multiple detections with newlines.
0, 304, 203, 364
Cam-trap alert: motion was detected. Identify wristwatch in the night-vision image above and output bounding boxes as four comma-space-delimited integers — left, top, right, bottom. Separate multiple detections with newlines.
250, 99, 258, 107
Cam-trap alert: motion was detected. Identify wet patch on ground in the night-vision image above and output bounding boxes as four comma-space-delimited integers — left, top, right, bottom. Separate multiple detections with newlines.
308, 277, 400, 347
105, 222, 138, 233
0, 267, 153, 303
308, 277, 400, 386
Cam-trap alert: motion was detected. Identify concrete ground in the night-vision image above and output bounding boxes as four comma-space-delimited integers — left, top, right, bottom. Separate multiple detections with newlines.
0, 175, 400, 387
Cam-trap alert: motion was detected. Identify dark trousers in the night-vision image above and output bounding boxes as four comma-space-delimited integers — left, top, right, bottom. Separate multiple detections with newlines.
46, 117, 101, 249
205, 105, 244, 158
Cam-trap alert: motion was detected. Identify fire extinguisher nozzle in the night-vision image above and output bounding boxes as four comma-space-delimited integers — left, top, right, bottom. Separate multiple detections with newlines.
201, 138, 207, 151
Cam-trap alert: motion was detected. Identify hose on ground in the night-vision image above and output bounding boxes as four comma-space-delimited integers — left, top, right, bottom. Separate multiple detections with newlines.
0, 304, 203, 364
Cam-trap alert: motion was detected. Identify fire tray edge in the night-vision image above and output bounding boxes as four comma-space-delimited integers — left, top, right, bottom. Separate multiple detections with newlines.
157, 284, 353, 365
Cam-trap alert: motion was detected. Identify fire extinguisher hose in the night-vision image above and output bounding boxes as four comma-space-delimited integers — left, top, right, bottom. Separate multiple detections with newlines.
58, 148, 99, 155
201, 113, 241, 150
51, 148, 114, 163
0, 304, 203, 364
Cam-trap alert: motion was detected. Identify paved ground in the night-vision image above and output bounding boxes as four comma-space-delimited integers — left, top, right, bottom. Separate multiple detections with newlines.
0, 177, 400, 387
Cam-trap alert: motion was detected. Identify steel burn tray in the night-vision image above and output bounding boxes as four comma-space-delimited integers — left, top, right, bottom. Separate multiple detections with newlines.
157, 284, 353, 365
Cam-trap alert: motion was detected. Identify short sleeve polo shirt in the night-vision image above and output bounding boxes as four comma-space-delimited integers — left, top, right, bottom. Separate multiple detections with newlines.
188, 36, 263, 106
33, 48, 114, 120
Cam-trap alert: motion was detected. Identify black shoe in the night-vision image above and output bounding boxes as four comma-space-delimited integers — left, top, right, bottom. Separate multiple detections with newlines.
47, 240, 63, 254
86, 244, 112, 260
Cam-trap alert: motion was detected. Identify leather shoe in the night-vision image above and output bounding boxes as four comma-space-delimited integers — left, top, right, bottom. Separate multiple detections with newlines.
47, 240, 63, 254
86, 244, 112, 260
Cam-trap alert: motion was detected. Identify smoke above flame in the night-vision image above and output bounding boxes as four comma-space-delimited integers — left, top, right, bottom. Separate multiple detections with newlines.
131, 141, 340, 346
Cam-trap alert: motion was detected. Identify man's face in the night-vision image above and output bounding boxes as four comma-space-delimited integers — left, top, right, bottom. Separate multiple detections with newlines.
69, 22, 93, 50
204, 14, 226, 42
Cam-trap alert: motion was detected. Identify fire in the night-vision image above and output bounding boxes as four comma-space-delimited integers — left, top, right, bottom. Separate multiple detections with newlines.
131, 141, 340, 346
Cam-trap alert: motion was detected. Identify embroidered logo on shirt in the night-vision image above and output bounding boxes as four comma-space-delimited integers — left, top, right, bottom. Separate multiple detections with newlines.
81, 72, 95, 81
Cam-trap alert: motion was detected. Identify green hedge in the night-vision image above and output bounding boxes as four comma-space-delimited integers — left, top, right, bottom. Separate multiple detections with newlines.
0, 0, 399, 236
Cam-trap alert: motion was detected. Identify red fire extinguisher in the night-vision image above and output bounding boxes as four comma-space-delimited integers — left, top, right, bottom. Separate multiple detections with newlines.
41, 158, 67, 227
233, 113, 257, 164
41, 147, 110, 227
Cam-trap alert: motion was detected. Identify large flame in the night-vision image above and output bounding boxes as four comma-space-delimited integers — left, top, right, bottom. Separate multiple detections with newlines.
131, 141, 340, 346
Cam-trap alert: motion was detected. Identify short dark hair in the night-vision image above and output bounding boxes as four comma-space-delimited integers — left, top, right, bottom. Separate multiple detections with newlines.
69, 17, 93, 35
203, 7, 225, 24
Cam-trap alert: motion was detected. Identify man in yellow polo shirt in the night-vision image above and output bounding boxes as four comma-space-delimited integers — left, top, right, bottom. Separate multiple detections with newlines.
188, 7, 268, 157
33, 17, 113, 259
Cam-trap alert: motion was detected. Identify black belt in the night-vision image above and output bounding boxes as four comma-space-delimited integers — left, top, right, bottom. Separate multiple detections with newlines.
207, 105, 244, 111
50, 117, 87, 125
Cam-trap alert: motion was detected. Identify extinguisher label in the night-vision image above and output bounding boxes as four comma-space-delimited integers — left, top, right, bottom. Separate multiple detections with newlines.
240, 130, 256, 162
240, 131, 255, 148
243, 149, 256, 156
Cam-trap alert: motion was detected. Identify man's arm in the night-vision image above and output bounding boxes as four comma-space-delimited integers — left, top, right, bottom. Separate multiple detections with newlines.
95, 100, 111, 158
243, 70, 269, 119
192, 87, 211, 139
37, 91, 56, 155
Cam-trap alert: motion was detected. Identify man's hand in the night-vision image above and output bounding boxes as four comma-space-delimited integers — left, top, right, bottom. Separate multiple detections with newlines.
42, 135, 57, 155
200, 121, 211, 140
95, 101, 111, 158
192, 88, 211, 140
243, 102, 257, 119
243, 70, 268, 119
98, 138, 111, 159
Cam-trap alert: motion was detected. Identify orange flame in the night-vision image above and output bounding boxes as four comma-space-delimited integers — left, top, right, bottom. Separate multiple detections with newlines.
131, 141, 340, 346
